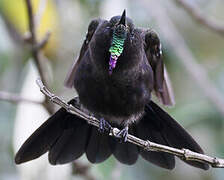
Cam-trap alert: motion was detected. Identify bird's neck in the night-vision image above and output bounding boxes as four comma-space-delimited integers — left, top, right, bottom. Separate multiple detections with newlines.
89, 29, 144, 76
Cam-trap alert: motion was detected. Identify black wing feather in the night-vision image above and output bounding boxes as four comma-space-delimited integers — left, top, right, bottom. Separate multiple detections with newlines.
64, 19, 103, 88
15, 108, 67, 164
15, 99, 89, 165
112, 127, 139, 165
142, 29, 175, 106
136, 114, 175, 169
48, 117, 89, 165
143, 101, 209, 170
86, 126, 112, 163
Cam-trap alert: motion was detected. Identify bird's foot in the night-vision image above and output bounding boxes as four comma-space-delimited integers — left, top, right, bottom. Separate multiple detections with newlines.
98, 118, 111, 133
116, 126, 129, 142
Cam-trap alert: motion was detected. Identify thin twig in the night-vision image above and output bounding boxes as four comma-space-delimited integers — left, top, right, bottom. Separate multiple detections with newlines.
36, 78, 224, 168
141, 0, 224, 116
174, 0, 224, 36
34, 31, 51, 50
0, 91, 42, 104
24, 1, 94, 179
25, 0, 49, 88
25, 0, 53, 114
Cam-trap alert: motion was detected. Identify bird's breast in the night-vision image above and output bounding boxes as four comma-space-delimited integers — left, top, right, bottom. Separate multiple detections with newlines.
74, 61, 151, 125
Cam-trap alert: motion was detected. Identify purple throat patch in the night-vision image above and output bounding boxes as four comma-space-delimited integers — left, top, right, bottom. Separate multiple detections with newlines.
109, 56, 118, 75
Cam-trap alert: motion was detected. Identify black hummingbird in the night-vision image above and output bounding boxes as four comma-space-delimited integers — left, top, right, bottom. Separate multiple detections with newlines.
15, 10, 209, 170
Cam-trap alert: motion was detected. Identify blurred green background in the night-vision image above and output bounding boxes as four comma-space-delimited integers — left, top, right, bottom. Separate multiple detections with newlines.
0, 0, 224, 179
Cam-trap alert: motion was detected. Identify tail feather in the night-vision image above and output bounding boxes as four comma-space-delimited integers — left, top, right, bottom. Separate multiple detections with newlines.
141, 101, 209, 170
48, 118, 89, 165
112, 127, 139, 165
136, 114, 175, 169
15, 98, 209, 170
15, 99, 89, 165
15, 108, 66, 164
85, 127, 112, 163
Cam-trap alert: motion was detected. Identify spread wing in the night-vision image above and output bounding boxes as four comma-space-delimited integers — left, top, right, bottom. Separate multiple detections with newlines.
142, 29, 175, 106
64, 18, 103, 88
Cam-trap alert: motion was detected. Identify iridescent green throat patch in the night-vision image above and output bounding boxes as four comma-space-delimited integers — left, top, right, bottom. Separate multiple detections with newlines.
109, 25, 127, 75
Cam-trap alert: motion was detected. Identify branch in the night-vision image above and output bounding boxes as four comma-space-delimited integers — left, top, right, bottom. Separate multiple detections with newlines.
24, 1, 95, 179
0, 91, 42, 104
34, 31, 51, 50
36, 78, 224, 168
25, 0, 53, 114
174, 0, 224, 36
141, 0, 224, 116
25, 0, 49, 86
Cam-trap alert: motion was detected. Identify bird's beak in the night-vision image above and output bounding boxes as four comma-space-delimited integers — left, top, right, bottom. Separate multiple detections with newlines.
118, 10, 126, 26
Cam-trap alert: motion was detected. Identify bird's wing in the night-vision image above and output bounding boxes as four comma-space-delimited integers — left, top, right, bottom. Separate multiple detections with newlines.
64, 18, 103, 88
142, 29, 175, 106
135, 101, 209, 170
15, 99, 89, 165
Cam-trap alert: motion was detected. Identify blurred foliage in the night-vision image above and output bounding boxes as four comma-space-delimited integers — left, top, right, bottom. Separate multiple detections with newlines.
78, 0, 101, 15
0, 0, 224, 180
0, 0, 59, 56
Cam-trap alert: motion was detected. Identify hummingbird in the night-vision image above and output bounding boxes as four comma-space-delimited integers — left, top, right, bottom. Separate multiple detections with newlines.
15, 10, 209, 170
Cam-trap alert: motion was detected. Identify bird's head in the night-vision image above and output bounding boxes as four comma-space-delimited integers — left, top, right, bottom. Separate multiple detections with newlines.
90, 10, 140, 75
